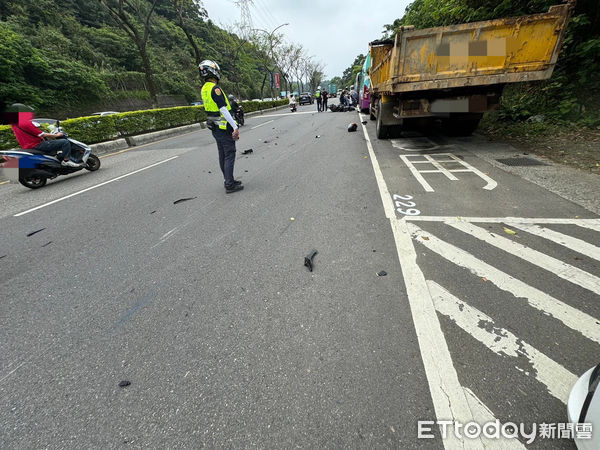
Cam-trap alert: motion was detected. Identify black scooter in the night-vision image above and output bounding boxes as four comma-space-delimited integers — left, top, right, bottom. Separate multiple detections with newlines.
234, 106, 244, 126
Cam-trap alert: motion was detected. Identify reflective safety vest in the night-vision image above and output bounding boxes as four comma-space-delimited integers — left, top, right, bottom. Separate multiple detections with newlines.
201, 81, 232, 130
315, 90, 321, 98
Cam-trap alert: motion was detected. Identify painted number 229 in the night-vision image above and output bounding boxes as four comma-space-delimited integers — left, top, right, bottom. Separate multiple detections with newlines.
393, 194, 420, 216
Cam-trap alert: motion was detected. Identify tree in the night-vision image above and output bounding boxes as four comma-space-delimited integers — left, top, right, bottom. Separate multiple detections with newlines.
98, 0, 160, 107
169, 0, 207, 65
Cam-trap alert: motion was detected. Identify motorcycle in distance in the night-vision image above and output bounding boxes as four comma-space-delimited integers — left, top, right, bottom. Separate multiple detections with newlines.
290, 102, 297, 113
0, 119, 101, 189
234, 105, 244, 127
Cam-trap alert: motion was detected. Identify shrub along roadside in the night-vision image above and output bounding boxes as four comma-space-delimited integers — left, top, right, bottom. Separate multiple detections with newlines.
0, 100, 287, 149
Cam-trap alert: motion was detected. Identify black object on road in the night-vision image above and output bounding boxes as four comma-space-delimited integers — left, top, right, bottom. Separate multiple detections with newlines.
119, 380, 131, 388
348, 123, 358, 132
26, 228, 46, 237
304, 249, 318, 272
173, 197, 197, 205
242, 149, 253, 155
377, 271, 387, 277
362, 121, 367, 124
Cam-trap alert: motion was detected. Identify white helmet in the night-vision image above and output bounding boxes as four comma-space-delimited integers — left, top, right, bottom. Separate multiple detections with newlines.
317, 86, 321, 89
198, 60, 221, 80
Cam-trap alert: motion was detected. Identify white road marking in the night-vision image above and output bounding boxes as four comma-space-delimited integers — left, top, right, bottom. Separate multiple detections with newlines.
408, 222, 600, 345
429, 280, 577, 403
576, 222, 600, 233
400, 153, 497, 192
463, 387, 527, 449
14, 156, 179, 217
447, 220, 600, 296
253, 111, 314, 118
406, 216, 600, 225
250, 119, 275, 130
505, 222, 600, 262
360, 113, 475, 450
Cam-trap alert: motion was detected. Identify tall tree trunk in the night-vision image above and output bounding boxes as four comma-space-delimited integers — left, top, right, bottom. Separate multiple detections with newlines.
138, 43, 158, 108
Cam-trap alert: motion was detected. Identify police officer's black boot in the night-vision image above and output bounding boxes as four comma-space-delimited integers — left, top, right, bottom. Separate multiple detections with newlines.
225, 182, 244, 194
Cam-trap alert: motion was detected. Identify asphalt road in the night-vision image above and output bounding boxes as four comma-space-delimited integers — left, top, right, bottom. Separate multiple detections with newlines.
0, 101, 598, 449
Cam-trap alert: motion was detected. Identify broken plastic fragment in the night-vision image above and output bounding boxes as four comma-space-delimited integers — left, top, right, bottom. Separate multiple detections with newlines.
119, 380, 131, 388
242, 149, 253, 155
290, 217, 295, 221
503, 227, 517, 235
315, 135, 320, 138
173, 197, 197, 205
377, 271, 387, 277
27, 228, 46, 237
304, 249, 318, 272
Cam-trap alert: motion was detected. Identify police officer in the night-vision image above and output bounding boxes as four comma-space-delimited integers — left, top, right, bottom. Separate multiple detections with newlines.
199, 60, 243, 194
315, 86, 322, 112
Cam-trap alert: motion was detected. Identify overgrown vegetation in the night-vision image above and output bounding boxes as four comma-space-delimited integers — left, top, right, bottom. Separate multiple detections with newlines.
0, 0, 319, 118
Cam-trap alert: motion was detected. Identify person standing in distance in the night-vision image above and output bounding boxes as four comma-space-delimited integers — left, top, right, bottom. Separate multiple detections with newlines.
315, 86, 322, 112
199, 60, 243, 194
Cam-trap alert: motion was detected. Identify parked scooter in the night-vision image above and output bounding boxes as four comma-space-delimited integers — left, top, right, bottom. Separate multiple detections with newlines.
290, 102, 297, 112
0, 119, 100, 189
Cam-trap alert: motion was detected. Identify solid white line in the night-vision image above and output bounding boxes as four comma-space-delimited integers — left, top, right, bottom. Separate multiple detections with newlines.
360, 113, 474, 450
250, 119, 274, 130
405, 216, 600, 225
14, 156, 179, 217
408, 222, 600, 345
447, 220, 600, 295
506, 222, 600, 262
429, 280, 577, 403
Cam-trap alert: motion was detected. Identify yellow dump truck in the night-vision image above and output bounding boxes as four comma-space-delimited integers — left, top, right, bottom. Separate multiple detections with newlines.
369, 2, 574, 138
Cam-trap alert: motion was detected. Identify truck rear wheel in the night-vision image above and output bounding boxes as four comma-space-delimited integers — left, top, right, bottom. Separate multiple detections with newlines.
375, 105, 389, 139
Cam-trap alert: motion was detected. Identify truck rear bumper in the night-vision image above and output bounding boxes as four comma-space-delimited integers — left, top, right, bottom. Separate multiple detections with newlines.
393, 92, 500, 119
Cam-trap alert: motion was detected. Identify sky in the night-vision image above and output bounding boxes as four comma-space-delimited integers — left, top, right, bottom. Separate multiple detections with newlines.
202, 0, 412, 79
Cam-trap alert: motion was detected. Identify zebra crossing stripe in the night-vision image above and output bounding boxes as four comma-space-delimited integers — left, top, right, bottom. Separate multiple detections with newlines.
429, 280, 577, 403
505, 222, 600, 263
408, 222, 600, 345
446, 220, 600, 296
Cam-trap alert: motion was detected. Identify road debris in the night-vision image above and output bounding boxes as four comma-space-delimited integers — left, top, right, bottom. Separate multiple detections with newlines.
348, 123, 358, 132
173, 197, 197, 205
304, 249, 318, 272
290, 217, 295, 221
41, 241, 53, 248
119, 380, 131, 388
150, 210, 156, 214
361, 121, 367, 124
377, 271, 387, 277
26, 228, 46, 237
315, 135, 320, 138
0, 255, 6, 259
242, 149, 253, 154
503, 227, 517, 235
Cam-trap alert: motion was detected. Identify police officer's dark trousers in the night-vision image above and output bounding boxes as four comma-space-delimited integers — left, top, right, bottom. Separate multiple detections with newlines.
212, 128, 236, 186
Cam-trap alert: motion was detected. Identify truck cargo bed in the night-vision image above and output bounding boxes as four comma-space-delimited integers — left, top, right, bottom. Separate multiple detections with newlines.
370, 3, 573, 94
